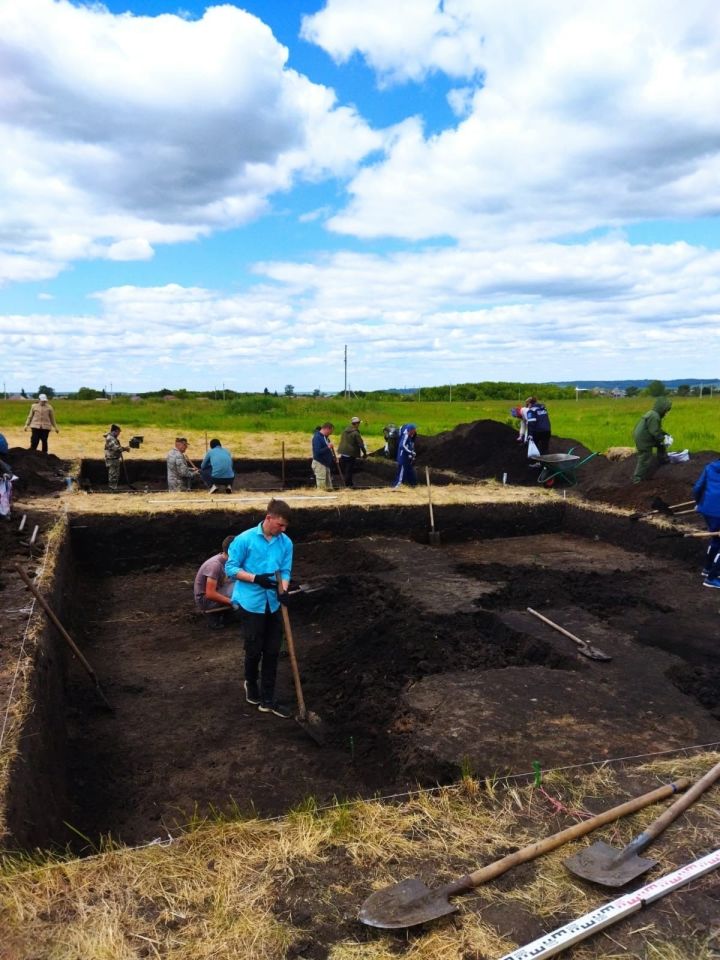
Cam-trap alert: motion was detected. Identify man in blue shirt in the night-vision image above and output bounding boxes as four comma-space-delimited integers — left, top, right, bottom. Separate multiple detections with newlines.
200, 438, 235, 493
225, 499, 293, 717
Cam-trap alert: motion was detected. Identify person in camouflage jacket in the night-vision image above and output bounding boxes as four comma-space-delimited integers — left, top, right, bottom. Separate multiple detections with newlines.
167, 437, 201, 491
104, 424, 129, 491
632, 396, 672, 483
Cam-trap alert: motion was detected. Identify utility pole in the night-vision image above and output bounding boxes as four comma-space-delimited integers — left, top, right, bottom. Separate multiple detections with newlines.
110, 382, 113, 401
344, 345, 348, 399
222, 381, 226, 401
449, 384, 452, 402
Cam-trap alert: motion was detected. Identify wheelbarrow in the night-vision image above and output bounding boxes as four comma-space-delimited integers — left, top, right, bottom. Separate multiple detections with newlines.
529, 447, 597, 486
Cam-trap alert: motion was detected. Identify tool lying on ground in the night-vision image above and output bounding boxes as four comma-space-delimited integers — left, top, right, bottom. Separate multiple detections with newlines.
425, 467, 441, 546
656, 529, 720, 538
14, 563, 114, 712
358, 778, 689, 928
564, 757, 720, 886
499, 847, 720, 960
629, 498, 695, 521
276, 571, 325, 745
526, 607, 612, 662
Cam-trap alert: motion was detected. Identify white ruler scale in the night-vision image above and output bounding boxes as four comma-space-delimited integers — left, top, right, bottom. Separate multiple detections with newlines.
499, 848, 720, 960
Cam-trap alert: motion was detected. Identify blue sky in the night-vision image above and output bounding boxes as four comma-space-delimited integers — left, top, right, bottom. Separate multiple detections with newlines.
2, 0, 720, 393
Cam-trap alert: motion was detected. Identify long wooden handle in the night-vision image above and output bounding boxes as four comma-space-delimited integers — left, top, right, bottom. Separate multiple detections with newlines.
425, 467, 435, 530
276, 571, 306, 716
527, 607, 586, 649
632, 759, 720, 851
14, 563, 99, 683
466, 779, 690, 887
669, 500, 696, 510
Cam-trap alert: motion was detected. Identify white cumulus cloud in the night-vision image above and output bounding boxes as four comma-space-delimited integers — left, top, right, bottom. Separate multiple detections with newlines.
0, 0, 381, 284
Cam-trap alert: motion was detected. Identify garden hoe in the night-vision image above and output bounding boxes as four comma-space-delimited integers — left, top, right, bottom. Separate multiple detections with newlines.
425, 467, 441, 546
526, 607, 611, 662
276, 572, 325, 746
564, 757, 720, 887
358, 778, 689, 929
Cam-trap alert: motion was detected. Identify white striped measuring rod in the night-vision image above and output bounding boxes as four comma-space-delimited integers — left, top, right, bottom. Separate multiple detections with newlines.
498, 847, 720, 960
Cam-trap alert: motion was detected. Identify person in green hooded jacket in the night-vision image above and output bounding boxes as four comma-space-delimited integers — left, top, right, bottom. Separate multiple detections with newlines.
632, 396, 672, 483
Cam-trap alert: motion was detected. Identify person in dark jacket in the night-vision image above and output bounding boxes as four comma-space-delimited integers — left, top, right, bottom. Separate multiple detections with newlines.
525, 397, 551, 455
311, 422, 336, 489
391, 424, 418, 488
632, 397, 672, 483
693, 458, 720, 589
337, 417, 367, 488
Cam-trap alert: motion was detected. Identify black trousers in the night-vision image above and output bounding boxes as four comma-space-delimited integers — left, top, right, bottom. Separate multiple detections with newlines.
339, 455, 357, 487
30, 428, 50, 453
240, 605, 282, 701
532, 431, 551, 455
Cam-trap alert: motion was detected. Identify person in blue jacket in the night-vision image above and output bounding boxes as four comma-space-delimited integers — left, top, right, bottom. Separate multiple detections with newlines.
225, 499, 293, 717
391, 423, 418, 488
693, 458, 720, 589
200, 438, 235, 493
311, 422, 336, 489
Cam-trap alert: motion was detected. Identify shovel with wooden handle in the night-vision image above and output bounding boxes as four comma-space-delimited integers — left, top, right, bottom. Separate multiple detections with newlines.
425, 467, 441, 546
526, 607, 611, 662
14, 563, 114, 712
564, 758, 720, 887
276, 571, 325, 746
358, 779, 689, 928
629, 499, 695, 522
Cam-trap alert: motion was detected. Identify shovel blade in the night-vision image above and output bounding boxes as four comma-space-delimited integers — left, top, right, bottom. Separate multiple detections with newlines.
564, 840, 657, 887
358, 877, 458, 929
428, 530, 442, 546
296, 710, 326, 746
579, 645, 612, 662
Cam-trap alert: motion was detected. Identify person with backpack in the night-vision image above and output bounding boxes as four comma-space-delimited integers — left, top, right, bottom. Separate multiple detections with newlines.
525, 397, 551, 456
632, 397, 672, 483
692, 457, 720, 589
391, 423, 418, 489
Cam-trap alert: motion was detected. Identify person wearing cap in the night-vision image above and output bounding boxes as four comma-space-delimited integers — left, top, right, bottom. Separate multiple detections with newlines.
337, 417, 367, 488
167, 437, 201, 491
311, 422, 336, 490
24, 393, 59, 453
391, 423, 418, 489
103, 424, 129, 492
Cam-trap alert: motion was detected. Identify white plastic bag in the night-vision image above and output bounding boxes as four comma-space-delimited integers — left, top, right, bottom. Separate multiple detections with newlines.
667, 449, 690, 463
527, 438, 541, 460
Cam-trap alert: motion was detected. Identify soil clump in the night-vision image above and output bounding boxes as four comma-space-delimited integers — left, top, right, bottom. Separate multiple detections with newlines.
3, 447, 69, 495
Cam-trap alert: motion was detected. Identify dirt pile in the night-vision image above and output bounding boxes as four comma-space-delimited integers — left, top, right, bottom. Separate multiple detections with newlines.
418, 419, 592, 483
417, 419, 719, 511
3, 447, 69, 495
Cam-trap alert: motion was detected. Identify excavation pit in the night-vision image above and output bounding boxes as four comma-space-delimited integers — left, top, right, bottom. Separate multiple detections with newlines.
4, 500, 720, 852
77, 455, 402, 492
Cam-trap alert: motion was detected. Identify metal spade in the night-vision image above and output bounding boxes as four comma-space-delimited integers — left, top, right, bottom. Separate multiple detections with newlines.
358, 779, 689, 928
565, 758, 720, 887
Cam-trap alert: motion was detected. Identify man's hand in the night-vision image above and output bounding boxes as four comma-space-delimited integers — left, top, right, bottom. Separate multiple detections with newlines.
253, 573, 276, 589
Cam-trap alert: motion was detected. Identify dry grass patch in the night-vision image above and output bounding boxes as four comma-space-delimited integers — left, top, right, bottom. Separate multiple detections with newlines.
1, 754, 719, 959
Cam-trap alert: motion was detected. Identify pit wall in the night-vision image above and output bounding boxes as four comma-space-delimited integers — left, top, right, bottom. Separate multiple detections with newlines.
1, 517, 72, 851
1, 497, 700, 853
78, 456, 458, 487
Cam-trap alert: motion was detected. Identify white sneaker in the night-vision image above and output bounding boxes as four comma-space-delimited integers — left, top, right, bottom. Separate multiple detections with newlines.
208, 484, 218, 494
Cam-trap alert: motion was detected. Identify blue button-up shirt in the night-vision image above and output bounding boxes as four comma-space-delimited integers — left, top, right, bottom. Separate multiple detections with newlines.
225, 522, 293, 614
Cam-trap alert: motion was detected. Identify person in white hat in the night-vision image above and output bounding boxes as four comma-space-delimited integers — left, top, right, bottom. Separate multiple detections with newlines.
24, 393, 59, 453
337, 416, 367, 488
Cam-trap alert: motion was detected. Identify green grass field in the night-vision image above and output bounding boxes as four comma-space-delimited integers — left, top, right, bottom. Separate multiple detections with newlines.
3, 394, 719, 453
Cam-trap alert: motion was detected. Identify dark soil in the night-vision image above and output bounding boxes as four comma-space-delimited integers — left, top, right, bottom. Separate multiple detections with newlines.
416, 418, 719, 512
2, 447, 69, 496
61, 523, 720, 850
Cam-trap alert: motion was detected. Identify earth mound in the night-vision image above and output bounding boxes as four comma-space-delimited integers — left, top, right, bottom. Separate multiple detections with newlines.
4, 447, 69, 494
